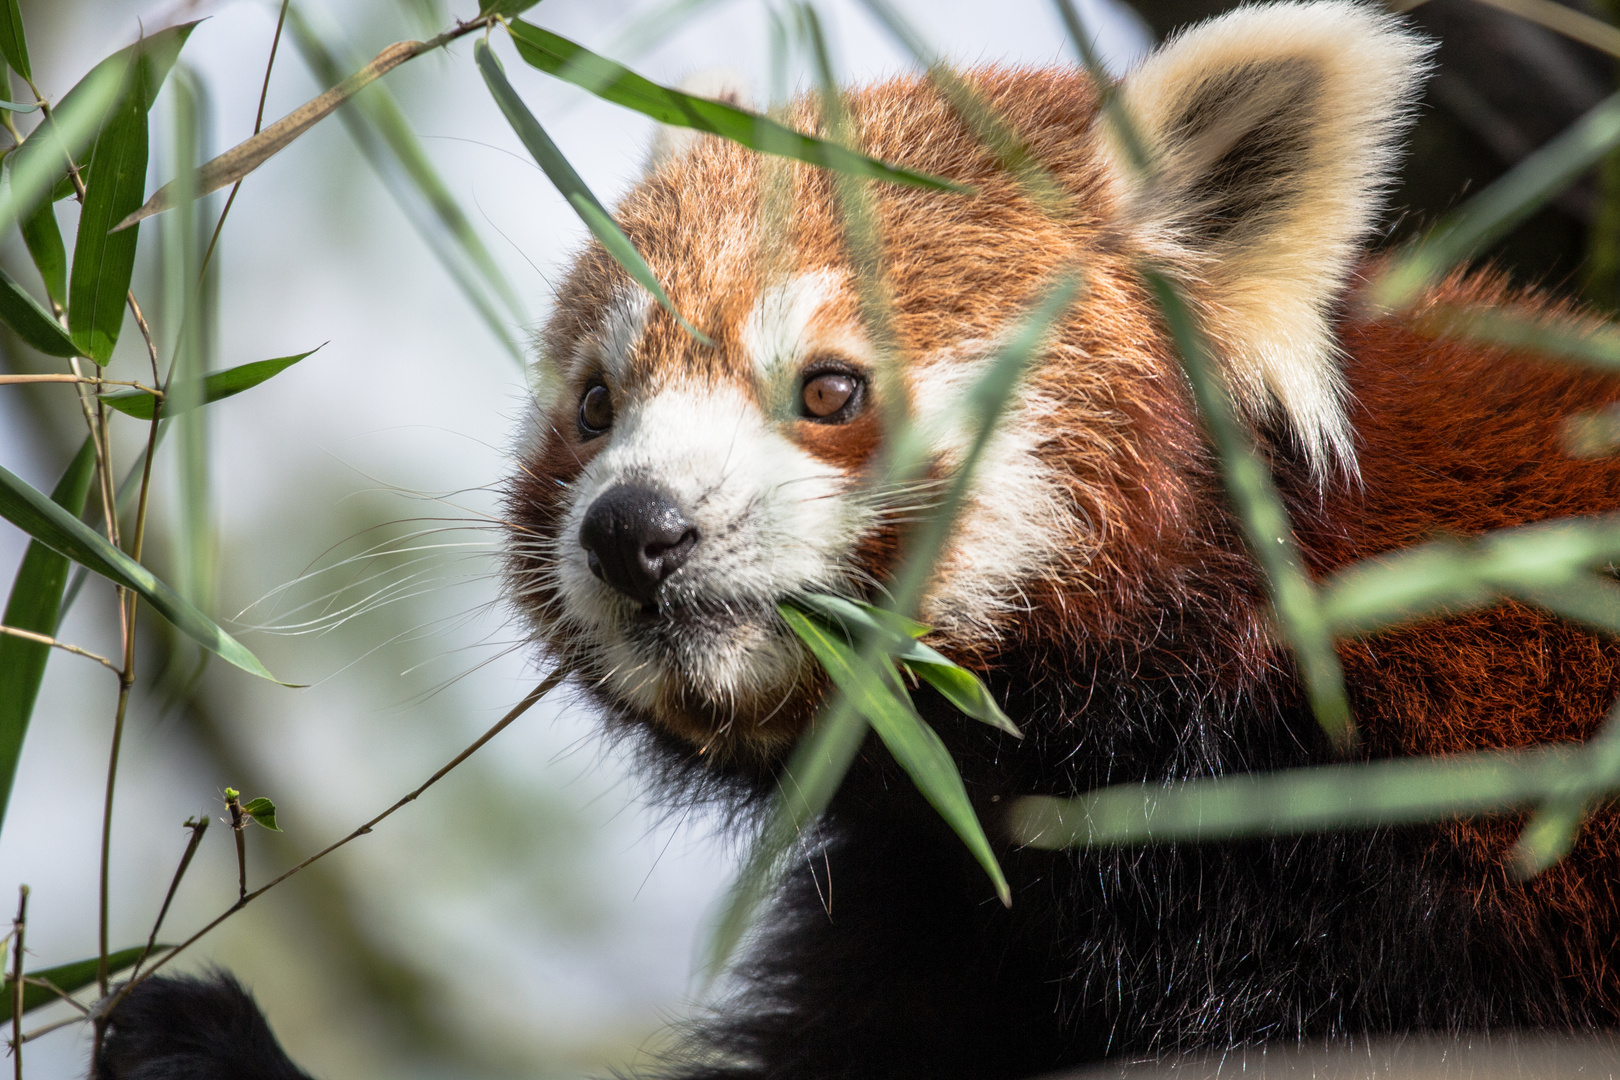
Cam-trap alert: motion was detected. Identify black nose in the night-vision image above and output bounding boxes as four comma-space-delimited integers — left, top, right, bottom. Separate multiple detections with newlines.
578, 483, 699, 607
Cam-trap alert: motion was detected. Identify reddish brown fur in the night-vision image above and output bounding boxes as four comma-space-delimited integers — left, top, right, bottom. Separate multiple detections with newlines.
507, 67, 1620, 1009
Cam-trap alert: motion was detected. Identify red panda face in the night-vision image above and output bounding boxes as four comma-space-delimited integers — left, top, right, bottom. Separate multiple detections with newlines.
505, 2, 1429, 761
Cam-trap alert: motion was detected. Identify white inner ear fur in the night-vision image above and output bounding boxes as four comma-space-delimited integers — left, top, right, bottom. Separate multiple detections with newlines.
1102, 0, 1432, 474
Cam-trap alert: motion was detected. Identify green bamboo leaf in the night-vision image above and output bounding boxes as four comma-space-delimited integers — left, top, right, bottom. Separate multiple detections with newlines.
703, 697, 868, 978
1369, 88, 1620, 311
0, 439, 94, 830
241, 796, 280, 831
794, 593, 931, 641
476, 38, 709, 343
0, 463, 289, 684
287, 9, 524, 362
788, 594, 1019, 736
0, 99, 35, 113
0, 262, 77, 356
1318, 514, 1620, 634
101, 347, 321, 420
505, 19, 966, 193
1510, 701, 1620, 876
780, 604, 1010, 905
1418, 303, 1620, 372
69, 59, 149, 365
19, 198, 66, 310
1563, 405, 1620, 457
0, 0, 29, 81
905, 660, 1019, 738
0, 945, 167, 1014
1514, 579, 1620, 637
6, 24, 195, 228
1010, 744, 1581, 848
1146, 268, 1355, 749
479, 0, 543, 16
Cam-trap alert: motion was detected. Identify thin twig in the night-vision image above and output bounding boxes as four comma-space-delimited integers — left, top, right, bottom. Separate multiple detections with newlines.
0, 625, 119, 673
132, 818, 209, 979
18, 1013, 82, 1045
126, 292, 161, 387
0, 374, 159, 390
110, 671, 565, 1006
225, 789, 247, 902
20, 979, 87, 1015
200, 0, 292, 281
11, 885, 27, 1080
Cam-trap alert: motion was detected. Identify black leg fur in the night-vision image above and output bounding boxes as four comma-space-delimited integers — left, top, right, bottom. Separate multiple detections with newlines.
92, 972, 315, 1080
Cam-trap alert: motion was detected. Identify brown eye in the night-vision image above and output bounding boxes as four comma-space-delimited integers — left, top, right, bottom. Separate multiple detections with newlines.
578, 383, 613, 438
800, 371, 861, 421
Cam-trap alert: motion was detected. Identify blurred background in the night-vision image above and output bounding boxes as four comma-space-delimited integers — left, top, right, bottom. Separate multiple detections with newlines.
4, 0, 1618, 1072
0, 0, 1153, 1076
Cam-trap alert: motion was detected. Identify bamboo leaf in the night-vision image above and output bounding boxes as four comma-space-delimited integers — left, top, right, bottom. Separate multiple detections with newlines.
0, 262, 77, 356
287, 10, 525, 361
505, 19, 965, 193
0, 0, 28, 82
1416, 303, 1620, 372
116, 30, 447, 231
0, 463, 289, 684
0, 439, 94, 830
0, 945, 166, 1014
905, 660, 1019, 738
475, 38, 709, 343
241, 796, 280, 831
1369, 88, 1620, 311
1146, 268, 1355, 749
1010, 744, 1583, 848
703, 698, 868, 978
788, 594, 1019, 736
19, 198, 66, 310
6, 24, 194, 229
1318, 514, 1620, 634
100, 347, 320, 420
780, 604, 1010, 905
479, 0, 544, 16
68, 54, 149, 365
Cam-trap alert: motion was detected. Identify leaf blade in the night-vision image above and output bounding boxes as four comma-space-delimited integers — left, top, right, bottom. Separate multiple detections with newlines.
505, 19, 965, 193
475, 38, 709, 343
0, 945, 164, 1014
100, 347, 321, 420
0, 439, 95, 830
68, 54, 149, 365
780, 604, 1010, 905
18, 198, 67, 311
0, 0, 30, 81
0, 463, 288, 683
0, 261, 77, 356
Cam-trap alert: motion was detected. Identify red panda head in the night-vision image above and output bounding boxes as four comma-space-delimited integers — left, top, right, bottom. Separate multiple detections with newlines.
504, 1, 1429, 763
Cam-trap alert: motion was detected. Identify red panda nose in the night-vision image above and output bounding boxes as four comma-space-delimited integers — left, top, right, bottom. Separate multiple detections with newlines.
578, 483, 699, 608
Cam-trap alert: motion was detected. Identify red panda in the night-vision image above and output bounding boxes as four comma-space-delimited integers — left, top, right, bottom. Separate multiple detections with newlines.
95, 3, 1620, 1078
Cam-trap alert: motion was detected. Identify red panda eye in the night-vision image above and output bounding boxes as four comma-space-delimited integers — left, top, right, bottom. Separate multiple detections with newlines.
801, 372, 861, 421
578, 383, 613, 438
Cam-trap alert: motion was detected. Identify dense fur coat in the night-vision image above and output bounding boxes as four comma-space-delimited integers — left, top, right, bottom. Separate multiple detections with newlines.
98, 4, 1620, 1078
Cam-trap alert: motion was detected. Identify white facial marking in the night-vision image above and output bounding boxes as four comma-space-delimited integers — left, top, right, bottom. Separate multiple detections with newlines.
909, 343, 1070, 642
742, 269, 870, 416
550, 381, 866, 712
590, 288, 652, 387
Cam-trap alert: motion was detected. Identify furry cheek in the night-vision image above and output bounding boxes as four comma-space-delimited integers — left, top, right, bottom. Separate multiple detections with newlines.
547, 380, 869, 728
907, 346, 1075, 647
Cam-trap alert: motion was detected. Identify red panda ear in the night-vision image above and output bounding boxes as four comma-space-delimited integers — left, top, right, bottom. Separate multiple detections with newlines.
1102, 1, 1431, 474
646, 68, 755, 174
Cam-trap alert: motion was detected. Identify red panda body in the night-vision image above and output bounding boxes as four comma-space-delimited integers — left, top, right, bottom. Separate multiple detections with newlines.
93, 5, 1620, 1079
